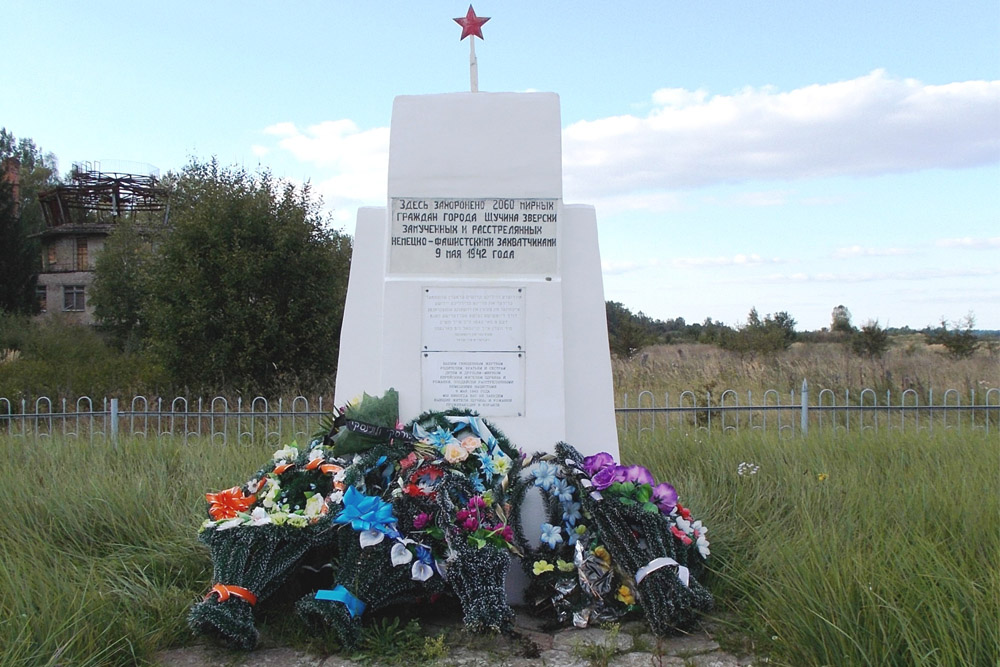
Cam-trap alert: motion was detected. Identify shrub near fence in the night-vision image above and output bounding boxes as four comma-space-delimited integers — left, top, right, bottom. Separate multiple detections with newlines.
2, 380, 998, 444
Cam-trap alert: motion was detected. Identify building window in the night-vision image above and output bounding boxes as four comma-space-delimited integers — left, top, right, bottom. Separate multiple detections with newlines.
76, 238, 88, 270
63, 285, 85, 312
47, 245, 57, 268
36, 285, 47, 313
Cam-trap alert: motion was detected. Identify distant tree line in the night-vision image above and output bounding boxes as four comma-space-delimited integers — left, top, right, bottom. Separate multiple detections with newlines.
605, 301, 993, 361
606, 301, 796, 359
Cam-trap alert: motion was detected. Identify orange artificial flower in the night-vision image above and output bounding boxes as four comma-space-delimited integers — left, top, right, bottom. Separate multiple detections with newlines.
206, 486, 255, 520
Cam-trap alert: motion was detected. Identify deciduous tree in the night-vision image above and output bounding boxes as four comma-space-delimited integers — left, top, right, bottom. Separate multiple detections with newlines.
98, 159, 352, 393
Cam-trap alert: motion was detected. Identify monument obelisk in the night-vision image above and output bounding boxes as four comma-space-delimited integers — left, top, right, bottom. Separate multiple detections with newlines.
335, 5, 618, 462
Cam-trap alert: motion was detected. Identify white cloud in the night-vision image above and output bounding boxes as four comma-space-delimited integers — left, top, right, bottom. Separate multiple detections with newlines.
832, 245, 914, 258
601, 258, 661, 275
260, 120, 390, 217
748, 266, 1000, 284
672, 253, 783, 268
562, 70, 1000, 198
935, 236, 1000, 249
256, 72, 999, 229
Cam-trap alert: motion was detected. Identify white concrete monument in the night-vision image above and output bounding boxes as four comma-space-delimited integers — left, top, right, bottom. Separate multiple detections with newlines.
334, 89, 618, 460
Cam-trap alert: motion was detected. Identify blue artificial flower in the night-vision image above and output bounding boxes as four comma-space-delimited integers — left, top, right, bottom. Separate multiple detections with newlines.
427, 428, 457, 450
540, 522, 564, 549
415, 544, 433, 565
562, 501, 582, 526
334, 486, 398, 534
566, 527, 579, 546
552, 478, 576, 504
532, 461, 558, 491
477, 449, 495, 483
469, 471, 486, 494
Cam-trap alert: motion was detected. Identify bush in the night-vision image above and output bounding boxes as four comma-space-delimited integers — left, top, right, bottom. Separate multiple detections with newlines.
932, 314, 981, 360
851, 320, 890, 360
0, 314, 168, 398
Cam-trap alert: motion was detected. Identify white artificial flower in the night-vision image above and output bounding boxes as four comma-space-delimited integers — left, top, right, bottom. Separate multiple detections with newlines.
304, 493, 326, 518
675, 517, 692, 534
327, 489, 344, 505
273, 444, 299, 462
307, 449, 324, 464
360, 529, 385, 548
216, 517, 243, 531
391, 542, 414, 566
250, 507, 272, 526
697, 534, 711, 558
411, 561, 434, 582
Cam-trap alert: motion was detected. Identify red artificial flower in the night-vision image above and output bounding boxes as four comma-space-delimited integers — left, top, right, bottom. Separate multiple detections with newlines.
206, 486, 255, 520
671, 525, 693, 545
676, 503, 692, 520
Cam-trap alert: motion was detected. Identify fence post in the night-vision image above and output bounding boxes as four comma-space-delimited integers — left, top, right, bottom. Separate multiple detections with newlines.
110, 398, 119, 447
800, 379, 809, 435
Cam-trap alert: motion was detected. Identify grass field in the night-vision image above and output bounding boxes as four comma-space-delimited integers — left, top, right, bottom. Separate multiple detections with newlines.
620, 428, 999, 667
1, 425, 996, 666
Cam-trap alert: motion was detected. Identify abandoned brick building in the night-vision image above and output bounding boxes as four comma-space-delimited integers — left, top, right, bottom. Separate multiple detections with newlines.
32, 161, 168, 324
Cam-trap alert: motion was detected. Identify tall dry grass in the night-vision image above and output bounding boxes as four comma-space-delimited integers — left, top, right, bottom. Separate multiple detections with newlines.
613, 340, 999, 403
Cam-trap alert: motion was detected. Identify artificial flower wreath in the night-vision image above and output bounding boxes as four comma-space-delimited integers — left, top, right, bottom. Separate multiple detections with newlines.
189, 390, 712, 651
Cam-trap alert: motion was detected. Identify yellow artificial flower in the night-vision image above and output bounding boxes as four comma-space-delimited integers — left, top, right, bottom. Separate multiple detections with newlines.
556, 559, 575, 572
817, 473, 828, 481
593, 546, 611, 565
616, 585, 635, 605
532, 560, 555, 576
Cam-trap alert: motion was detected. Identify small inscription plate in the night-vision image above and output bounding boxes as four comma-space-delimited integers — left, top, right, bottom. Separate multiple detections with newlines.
422, 352, 525, 416
423, 286, 524, 352
389, 197, 558, 275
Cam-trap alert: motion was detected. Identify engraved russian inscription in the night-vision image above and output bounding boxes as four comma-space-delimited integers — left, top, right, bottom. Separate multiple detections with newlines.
389, 197, 558, 275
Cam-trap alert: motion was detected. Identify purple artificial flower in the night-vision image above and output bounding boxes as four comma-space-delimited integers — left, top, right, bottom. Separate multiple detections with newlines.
622, 464, 655, 486
413, 512, 432, 530
582, 452, 616, 476
652, 482, 678, 514
591, 465, 619, 490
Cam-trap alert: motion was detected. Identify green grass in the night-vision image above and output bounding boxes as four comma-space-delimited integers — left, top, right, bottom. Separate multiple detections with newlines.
621, 428, 1000, 667
0, 428, 996, 666
0, 435, 275, 666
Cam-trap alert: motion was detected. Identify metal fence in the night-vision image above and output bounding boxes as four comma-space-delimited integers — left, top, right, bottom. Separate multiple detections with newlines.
1, 380, 998, 444
618, 380, 1000, 437
0, 395, 333, 445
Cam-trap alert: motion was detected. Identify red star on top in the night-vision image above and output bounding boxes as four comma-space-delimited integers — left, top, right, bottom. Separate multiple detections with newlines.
454, 5, 490, 40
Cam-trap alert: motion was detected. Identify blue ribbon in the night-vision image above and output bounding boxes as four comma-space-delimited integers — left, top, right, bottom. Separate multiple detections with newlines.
316, 585, 366, 618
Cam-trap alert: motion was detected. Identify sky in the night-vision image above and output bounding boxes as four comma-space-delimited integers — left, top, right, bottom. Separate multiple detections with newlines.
4, 1, 999, 331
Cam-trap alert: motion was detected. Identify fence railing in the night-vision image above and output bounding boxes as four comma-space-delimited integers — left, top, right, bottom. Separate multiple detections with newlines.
1, 380, 998, 443
0, 395, 333, 445
618, 380, 1000, 437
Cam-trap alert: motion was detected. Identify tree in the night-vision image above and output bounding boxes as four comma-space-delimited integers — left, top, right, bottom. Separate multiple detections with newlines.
851, 320, 890, 359
100, 159, 352, 392
0, 179, 38, 313
831, 304, 853, 334
933, 313, 980, 360
0, 128, 59, 233
0, 129, 59, 314
605, 301, 654, 358
89, 219, 159, 350
718, 307, 797, 358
